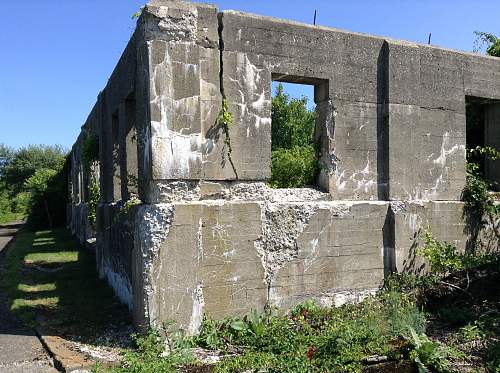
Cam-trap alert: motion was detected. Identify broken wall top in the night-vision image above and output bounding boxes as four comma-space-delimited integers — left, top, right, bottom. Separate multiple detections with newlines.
70, 0, 500, 204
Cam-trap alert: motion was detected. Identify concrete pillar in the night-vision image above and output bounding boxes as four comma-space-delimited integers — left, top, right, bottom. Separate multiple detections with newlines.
98, 92, 114, 203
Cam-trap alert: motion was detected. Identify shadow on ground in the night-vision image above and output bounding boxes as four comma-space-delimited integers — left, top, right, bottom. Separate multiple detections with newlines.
0, 226, 132, 366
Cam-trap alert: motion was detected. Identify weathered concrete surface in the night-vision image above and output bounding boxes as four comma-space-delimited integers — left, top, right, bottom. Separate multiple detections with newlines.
270, 202, 388, 309
392, 201, 467, 273
65, 0, 500, 331
130, 197, 390, 330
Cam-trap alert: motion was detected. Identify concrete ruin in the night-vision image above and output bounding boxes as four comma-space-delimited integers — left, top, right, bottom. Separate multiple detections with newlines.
67, 0, 500, 331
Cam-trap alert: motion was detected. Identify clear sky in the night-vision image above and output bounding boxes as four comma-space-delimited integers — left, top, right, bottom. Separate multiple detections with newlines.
1, 0, 498, 150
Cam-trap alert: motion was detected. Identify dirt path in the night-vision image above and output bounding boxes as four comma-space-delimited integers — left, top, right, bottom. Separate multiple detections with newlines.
0, 221, 57, 373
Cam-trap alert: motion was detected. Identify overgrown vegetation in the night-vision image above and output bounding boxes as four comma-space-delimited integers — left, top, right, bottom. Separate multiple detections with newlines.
0, 144, 67, 228
109, 224, 499, 372
270, 83, 319, 188
111, 290, 428, 373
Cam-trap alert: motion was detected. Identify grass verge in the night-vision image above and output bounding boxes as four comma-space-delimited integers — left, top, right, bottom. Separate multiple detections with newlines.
0, 212, 24, 225
0, 227, 130, 338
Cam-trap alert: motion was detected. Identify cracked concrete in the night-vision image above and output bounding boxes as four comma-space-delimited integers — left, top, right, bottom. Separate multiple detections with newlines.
67, 0, 500, 331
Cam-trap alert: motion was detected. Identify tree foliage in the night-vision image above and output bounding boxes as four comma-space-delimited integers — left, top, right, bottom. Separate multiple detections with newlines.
271, 84, 316, 150
2, 145, 66, 191
270, 84, 319, 188
474, 31, 500, 57
0, 144, 67, 228
0, 144, 15, 178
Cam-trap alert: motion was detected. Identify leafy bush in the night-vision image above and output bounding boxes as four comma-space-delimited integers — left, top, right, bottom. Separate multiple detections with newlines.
24, 167, 67, 229
270, 145, 319, 188
196, 292, 425, 372
409, 329, 452, 373
417, 228, 500, 274
462, 146, 500, 236
1, 145, 66, 191
271, 84, 316, 150
270, 83, 319, 188
417, 230, 464, 274
0, 144, 67, 227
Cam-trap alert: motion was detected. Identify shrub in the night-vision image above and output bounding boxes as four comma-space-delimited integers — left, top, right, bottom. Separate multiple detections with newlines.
417, 230, 464, 274
197, 292, 425, 372
24, 167, 67, 229
270, 145, 319, 188
270, 83, 318, 188
417, 228, 500, 274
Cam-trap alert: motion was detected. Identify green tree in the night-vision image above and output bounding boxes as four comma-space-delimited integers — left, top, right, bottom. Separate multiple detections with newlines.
474, 31, 500, 57
271, 84, 316, 150
0, 145, 67, 227
0, 144, 14, 178
24, 168, 67, 229
1, 145, 66, 190
270, 84, 319, 188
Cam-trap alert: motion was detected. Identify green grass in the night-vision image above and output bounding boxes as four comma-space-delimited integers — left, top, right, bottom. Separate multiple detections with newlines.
0, 228, 130, 336
0, 212, 24, 225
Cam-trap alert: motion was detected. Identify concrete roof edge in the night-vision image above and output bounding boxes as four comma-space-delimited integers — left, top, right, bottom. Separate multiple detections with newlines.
220, 9, 500, 62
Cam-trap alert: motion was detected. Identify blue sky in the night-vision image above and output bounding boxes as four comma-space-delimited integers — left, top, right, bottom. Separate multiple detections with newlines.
1, 0, 498, 150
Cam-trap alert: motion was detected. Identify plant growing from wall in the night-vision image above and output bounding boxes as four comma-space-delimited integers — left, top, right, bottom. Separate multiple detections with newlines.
217, 99, 238, 179
114, 194, 141, 224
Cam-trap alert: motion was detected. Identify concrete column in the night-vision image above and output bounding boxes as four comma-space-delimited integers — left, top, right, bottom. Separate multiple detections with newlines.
98, 92, 114, 203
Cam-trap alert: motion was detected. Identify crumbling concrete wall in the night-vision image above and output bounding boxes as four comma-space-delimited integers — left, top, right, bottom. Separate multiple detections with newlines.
66, 0, 500, 331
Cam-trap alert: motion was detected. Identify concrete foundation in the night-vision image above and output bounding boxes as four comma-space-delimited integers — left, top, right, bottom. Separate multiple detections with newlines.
67, 0, 500, 331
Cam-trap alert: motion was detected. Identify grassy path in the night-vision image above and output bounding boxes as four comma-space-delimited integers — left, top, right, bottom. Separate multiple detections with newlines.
0, 227, 132, 370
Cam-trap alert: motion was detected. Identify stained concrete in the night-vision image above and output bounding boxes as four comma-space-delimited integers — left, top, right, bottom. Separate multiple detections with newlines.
66, 0, 500, 332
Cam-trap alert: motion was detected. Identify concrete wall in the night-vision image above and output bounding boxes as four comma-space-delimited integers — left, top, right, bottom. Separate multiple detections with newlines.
66, 0, 500, 332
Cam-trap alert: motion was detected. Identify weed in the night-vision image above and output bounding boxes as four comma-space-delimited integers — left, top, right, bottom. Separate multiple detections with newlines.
196, 292, 426, 372
409, 328, 452, 373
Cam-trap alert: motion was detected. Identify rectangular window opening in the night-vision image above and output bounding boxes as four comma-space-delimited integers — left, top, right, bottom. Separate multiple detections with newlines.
270, 74, 329, 190
111, 111, 121, 201
466, 96, 500, 192
122, 95, 138, 200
